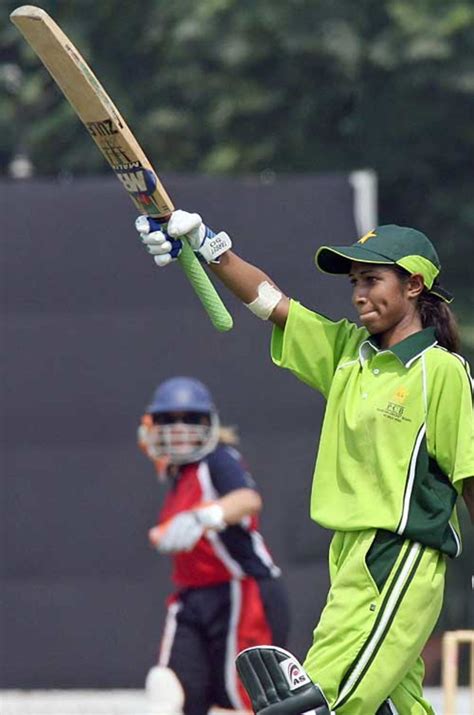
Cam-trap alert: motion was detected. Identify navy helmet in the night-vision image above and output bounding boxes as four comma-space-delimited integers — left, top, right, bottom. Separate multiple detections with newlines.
147, 377, 216, 415
143, 377, 220, 465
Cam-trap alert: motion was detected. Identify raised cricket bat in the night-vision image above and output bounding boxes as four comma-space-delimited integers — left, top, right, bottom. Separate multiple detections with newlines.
10, 5, 233, 332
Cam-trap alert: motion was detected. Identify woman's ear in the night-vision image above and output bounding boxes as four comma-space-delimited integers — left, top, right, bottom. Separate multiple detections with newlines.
407, 273, 425, 298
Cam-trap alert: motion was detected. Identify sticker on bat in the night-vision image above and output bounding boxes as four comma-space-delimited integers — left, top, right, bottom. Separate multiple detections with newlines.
87, 119, 118, 137
115, 166, 158, 195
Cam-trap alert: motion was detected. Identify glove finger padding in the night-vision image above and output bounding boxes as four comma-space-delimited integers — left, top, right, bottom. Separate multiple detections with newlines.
154, 253, 175, 267
167, 209, 203, 238
140, 235, 182, 268
135, 215, 170, 234
235, 646, 330, 715
142, 233, 171, 254
135, 216, 182, 266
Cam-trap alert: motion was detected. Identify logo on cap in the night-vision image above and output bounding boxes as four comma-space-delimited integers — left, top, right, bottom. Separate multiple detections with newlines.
357, 229, 377, 245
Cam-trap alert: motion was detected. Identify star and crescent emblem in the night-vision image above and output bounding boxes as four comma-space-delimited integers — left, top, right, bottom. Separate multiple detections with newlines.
357, 229, 377, 245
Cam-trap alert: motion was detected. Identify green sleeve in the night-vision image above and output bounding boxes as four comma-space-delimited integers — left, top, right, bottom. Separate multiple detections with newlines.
271, 300, 366, 397
427, 353, 474, 489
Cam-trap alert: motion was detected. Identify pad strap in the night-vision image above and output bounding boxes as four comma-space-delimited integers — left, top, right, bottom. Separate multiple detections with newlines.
236, 646, 330, 715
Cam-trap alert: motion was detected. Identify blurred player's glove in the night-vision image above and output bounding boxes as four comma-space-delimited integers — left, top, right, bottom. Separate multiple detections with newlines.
149, 503, 226, 553
135, 210, 232, 266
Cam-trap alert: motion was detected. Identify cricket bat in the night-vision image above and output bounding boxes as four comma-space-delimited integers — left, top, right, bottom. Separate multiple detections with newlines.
10, 5, 233, 332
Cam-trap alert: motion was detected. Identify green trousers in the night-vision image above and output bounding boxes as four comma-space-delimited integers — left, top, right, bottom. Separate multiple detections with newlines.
303, 530, 446, 714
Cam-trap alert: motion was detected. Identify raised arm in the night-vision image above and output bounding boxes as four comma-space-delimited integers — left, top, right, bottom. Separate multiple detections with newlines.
214, 486, 262, 524
149, 487, 262, 554
135, 210, 290, 328
210, 250, 289, 328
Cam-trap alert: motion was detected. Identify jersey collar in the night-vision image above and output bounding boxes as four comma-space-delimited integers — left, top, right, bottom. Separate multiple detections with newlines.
359, 327, 437, 367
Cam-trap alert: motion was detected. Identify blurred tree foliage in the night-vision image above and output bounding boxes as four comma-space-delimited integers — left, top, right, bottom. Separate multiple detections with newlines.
1, 0, 473, 350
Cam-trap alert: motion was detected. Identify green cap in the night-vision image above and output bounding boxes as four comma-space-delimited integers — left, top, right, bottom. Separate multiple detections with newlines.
315, 224, 453, 303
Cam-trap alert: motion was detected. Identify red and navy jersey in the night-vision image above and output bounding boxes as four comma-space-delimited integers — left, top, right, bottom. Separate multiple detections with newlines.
158, 444, 281, 588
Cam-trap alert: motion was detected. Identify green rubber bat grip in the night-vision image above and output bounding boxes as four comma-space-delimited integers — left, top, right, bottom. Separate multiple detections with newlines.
177, 241, 233, 332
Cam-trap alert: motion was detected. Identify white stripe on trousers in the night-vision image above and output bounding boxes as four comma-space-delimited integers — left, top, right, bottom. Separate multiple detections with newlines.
333, 542, 422, 708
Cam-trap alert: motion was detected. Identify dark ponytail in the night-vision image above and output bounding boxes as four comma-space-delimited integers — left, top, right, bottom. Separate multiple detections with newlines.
391, 265, 460, 353
418, 292, 460, 353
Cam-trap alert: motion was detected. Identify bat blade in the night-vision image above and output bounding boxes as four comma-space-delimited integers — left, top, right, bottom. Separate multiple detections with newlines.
11, 5, 233, 331
11, 5, 172, 217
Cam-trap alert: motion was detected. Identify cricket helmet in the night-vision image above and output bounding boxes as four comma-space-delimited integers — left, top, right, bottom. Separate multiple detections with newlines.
141, 377, 220, 465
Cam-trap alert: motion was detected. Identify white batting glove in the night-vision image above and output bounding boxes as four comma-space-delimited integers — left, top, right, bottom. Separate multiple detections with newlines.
135, 210, 232, 266
149, 503, 226, 554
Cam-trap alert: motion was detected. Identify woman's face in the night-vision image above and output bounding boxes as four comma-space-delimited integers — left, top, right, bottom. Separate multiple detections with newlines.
150, 411, 212, 460
349, 263, 421, 336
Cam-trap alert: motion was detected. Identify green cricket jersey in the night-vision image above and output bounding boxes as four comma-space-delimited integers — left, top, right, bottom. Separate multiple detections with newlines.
271, 300, 474, 557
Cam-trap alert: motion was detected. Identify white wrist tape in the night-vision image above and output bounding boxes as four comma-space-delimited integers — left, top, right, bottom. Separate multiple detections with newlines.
245, 281, 283, 320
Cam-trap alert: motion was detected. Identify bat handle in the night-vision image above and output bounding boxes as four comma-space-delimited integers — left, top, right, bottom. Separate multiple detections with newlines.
178, 240, 233, 332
